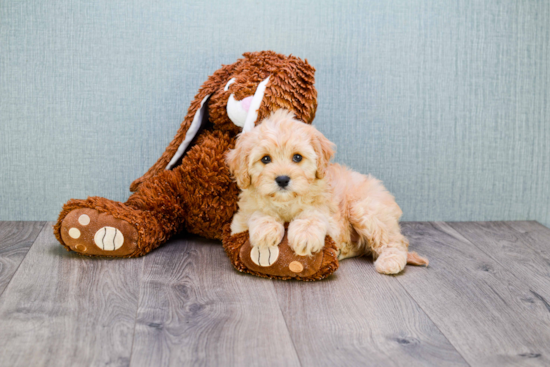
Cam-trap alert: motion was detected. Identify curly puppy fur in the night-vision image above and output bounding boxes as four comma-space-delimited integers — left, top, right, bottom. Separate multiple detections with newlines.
226, 110, 428, 274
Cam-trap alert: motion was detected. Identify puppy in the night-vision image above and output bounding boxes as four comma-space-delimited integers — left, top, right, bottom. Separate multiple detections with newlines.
225, 110, 427, 275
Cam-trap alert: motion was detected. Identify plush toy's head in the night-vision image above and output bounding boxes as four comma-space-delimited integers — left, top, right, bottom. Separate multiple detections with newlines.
130, 50, 318, 227
158, 51, 319, 173
205, 51, 318, 134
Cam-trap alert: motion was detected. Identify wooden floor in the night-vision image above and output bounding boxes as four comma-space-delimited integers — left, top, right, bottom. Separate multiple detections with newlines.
0, 221, 550, 366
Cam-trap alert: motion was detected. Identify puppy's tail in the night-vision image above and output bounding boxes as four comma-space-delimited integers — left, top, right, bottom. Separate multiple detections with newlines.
406, 252, 429, 267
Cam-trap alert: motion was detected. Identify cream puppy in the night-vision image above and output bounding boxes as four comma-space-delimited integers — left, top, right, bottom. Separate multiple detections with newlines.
225, 109, 427, 275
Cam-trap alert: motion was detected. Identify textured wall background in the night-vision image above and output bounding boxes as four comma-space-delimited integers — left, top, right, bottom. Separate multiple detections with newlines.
1, 0, 549, 226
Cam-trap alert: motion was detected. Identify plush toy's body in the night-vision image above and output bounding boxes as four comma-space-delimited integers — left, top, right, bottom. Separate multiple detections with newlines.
54, 51, 319, 261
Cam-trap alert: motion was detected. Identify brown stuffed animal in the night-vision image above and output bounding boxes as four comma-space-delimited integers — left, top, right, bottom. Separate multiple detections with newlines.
53, 51, 337, 279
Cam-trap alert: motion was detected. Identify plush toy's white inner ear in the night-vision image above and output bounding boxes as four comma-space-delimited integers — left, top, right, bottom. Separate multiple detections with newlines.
224, 78, 235, 91
243, 76, 270, 132
166, 75, 270, 170
225, 76, 271, 132
226, 94, 248, 128
165, 94, 210, 170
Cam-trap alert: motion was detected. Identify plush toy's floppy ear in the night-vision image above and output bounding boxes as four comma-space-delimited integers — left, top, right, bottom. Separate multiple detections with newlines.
225, 135, 252, 189
165, 94, 210, 170
242, 76, 270, 132
129, 62, 237, 192
312, 129, 335, 179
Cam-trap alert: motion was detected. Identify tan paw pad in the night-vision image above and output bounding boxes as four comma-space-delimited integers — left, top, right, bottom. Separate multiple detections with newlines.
78, 214, 90, 225
74, 244, 87, 252
289, 261, 304, 273
68, 228, 81, 239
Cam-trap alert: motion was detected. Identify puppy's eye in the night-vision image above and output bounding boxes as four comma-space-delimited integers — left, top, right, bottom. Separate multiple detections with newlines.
261, 155, 271, 164
292, 154, 303, 163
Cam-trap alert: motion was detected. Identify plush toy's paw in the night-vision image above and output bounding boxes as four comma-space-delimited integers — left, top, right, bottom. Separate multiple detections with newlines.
288, 219, 326, 256
59, 208, 139, 257
374, 248, 407, 275
222, 223, 340, 281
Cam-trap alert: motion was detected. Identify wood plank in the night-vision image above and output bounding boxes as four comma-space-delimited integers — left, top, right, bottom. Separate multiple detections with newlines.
273, 257, 469, 367
0, 222, 143, 367
130, 234, 300, 367
504, 221, 550, 260
448, 221, 550, 301
399, 222, 550, 366
0, 221, 45, 296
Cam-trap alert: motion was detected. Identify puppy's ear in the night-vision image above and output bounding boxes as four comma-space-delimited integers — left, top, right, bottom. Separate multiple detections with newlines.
225, 135, 252, 189
312, 129, 335, 179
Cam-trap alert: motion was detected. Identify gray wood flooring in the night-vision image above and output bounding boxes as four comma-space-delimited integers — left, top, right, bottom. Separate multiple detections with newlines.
0, 221, 549, 367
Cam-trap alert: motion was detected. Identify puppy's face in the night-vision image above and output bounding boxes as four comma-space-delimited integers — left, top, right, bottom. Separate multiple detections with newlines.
226, 110, 334, 203
248, 127, 317, 202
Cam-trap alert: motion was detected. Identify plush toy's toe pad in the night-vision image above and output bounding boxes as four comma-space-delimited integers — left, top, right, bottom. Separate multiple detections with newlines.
60, 208, 138, 257
250, 246, 279, 267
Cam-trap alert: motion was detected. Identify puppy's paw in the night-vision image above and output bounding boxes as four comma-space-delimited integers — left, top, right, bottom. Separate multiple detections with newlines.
375, 248, 407, 275
288, 218, 326, 256
249, 218, 285, 250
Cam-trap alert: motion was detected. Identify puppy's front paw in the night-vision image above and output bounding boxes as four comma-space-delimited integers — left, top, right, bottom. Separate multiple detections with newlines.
249, 219, 285, 250
375, 248, 407, 275
288, 219, 326, 256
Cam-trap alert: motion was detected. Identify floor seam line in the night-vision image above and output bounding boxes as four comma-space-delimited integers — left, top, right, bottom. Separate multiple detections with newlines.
0, 221, 47, 300
273, 283, 304, 367
127, 256, 146, 367
394, 276, 472, 367
501, 221, 550, 261
447, 221, 548, 294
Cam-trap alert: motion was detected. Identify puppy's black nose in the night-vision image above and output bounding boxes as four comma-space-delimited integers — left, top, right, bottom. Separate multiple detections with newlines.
275, 175, 290, 188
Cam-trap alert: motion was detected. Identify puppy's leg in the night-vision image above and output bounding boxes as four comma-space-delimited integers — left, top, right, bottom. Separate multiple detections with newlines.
248, 211, 285, 249
373, 236, 409, 275
336, 243, 364, 261
350, 200, 408, 275
288, 210, 329, 256
230, 210, 250, 235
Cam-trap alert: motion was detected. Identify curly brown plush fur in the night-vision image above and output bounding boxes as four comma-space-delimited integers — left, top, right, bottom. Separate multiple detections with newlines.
54, 51, 319, 262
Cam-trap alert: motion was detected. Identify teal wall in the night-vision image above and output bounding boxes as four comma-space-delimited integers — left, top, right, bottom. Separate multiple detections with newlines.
1, 0, 549, 226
